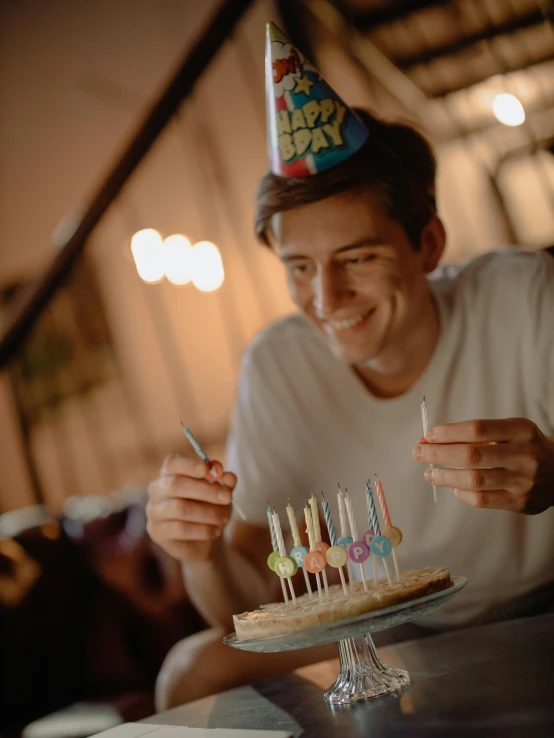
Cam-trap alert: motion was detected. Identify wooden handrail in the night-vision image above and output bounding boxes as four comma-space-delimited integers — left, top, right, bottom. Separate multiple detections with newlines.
0, 0, 257, 370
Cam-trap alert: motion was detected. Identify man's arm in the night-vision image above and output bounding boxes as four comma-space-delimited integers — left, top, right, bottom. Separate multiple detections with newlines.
181, 521, 282, 629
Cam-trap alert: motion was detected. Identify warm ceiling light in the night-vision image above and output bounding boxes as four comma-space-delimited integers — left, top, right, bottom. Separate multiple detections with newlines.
130, 228, 165, 283
164, 234, 194, 285
492, 93, 525, 127
191, 241, 225, 292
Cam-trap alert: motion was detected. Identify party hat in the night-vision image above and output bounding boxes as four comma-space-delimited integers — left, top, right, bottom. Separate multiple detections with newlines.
265, 21, 370, 177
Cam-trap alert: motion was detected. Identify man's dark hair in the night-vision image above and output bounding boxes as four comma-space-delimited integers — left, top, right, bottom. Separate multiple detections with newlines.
255, 109, 437, 250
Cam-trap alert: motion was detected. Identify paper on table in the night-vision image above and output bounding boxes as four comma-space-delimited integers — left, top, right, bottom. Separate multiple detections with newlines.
92, 724, 292, 738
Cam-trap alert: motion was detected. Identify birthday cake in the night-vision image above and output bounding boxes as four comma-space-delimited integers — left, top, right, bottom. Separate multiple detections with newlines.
233, 566, 452, 640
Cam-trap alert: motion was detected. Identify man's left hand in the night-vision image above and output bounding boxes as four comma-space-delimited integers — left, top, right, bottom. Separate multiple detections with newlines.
412, 418, 554, 514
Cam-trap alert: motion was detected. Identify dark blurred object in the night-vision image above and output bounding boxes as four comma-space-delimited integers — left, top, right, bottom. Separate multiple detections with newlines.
0, 493, 205, 736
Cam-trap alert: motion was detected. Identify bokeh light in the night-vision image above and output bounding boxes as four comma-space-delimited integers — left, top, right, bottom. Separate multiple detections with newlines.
492, 93, 525, 127
191, 241, 225, 292
130, 228, 165, 283
163, 234, 193, 285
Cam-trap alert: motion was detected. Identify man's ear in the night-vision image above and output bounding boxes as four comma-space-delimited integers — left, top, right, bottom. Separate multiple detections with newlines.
420, 215, 446, 273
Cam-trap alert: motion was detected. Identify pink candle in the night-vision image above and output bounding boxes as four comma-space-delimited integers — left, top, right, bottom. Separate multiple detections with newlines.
374, 475, 392, 529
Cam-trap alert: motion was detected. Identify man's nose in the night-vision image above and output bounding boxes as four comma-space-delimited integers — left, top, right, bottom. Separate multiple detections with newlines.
312, 266, 350, 317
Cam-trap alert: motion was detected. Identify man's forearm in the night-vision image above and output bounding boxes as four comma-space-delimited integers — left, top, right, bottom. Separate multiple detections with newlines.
181, 539, 270, 629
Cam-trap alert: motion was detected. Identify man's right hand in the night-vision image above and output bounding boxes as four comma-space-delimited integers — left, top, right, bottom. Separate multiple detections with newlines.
146, 454, 237, 563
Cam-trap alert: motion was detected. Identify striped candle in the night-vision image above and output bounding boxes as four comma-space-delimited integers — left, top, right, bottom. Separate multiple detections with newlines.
365, 482, 381, 535
321, 492, 337, 546
267, 505, 279, 551
374, 475, 391, 529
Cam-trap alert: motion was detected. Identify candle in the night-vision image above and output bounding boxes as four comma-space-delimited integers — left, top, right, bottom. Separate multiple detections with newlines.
374, 476, 391, 529
374, 475, 401, 580
287, 500, 312, 598
286, 501, 301, 547
272, 508, 297, 604
309, 494, 329, 596
344, 490, 368, 591
421, 396, 438, 504
338, 484, 354, 589
181, 423, 247, 520
304, 504, 323, 600
337, 484, 349, 538
365, 482, 381, 535
309, 494, 322, 543
267, 505, 289, 603
321, 492, 348, 596
364, 482, 380, 585
320, 492, 336, 546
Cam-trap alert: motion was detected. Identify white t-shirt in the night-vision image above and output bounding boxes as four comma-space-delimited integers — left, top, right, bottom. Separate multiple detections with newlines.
226, 249, 554, 625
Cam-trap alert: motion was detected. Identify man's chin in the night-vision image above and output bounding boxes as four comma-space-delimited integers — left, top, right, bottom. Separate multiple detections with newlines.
328, 340, 379, 366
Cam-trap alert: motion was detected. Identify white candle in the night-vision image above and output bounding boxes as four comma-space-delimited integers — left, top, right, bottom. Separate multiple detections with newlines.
309, 494, 322, 542
337, 485, 349, 538
286, 501, 301, 547
421, 396, 438, 504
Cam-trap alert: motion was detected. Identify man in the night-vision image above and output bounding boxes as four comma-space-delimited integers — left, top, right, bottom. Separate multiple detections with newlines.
146, 23, 554, 708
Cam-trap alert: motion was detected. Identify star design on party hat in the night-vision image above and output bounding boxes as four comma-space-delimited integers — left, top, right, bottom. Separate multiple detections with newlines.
293, 74, 314, 97
265, 21, 370, 177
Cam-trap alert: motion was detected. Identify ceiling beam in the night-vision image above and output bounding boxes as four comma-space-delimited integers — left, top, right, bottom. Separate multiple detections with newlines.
395, 8, 550, 69
336, 0, 448, 31
429, 51, 554, 98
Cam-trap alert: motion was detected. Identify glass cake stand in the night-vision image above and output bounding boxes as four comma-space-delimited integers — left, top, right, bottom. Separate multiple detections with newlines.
224, 576, 467, 706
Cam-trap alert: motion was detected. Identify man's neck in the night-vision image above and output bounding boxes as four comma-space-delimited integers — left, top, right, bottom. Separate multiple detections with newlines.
353, 294, 440, 399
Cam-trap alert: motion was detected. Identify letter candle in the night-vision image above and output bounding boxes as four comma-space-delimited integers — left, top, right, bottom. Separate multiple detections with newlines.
286, 500, 312, 598
337, 484, 354, 590
272, 508, 297, 604
365, 480, 392, 584
304, 504, 324, 600
267, 505, 289, 603
321, 492, 348, 596
374, 474, 401, 580
364, 481, 380, 586
366, 482, 394, 585
309, 494, 329, 596
344, 490, 368, 591
421, 396, 438, 503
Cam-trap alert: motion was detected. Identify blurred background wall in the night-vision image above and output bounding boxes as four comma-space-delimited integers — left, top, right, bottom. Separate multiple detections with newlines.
0, 0, 553, 513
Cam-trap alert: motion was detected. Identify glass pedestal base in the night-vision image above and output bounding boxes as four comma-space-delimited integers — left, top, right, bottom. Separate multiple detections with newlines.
324, 633, 410, 705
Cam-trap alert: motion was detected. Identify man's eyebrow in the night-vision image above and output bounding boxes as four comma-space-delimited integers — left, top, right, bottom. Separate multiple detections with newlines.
280, 237, 384, 263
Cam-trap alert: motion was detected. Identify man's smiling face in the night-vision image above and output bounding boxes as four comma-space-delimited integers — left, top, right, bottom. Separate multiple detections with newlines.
271, 189, 438, 366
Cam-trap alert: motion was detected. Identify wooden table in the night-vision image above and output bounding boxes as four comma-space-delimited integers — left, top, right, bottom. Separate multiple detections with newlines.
144, 613, 554, 737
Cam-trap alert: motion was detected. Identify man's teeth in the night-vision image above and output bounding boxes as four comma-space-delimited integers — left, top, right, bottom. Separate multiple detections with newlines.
327, 312, 370, 330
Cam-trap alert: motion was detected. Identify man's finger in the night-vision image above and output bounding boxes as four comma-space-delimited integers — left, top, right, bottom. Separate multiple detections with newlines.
452, 488, 519, 512
424, 466, 520, 492
150, 475, 234, 504
160, 453, 212, 479
150, 497, 231, 527
413, 441, 520, 469
425, 418, 538, 444
157, 520, 222, 541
